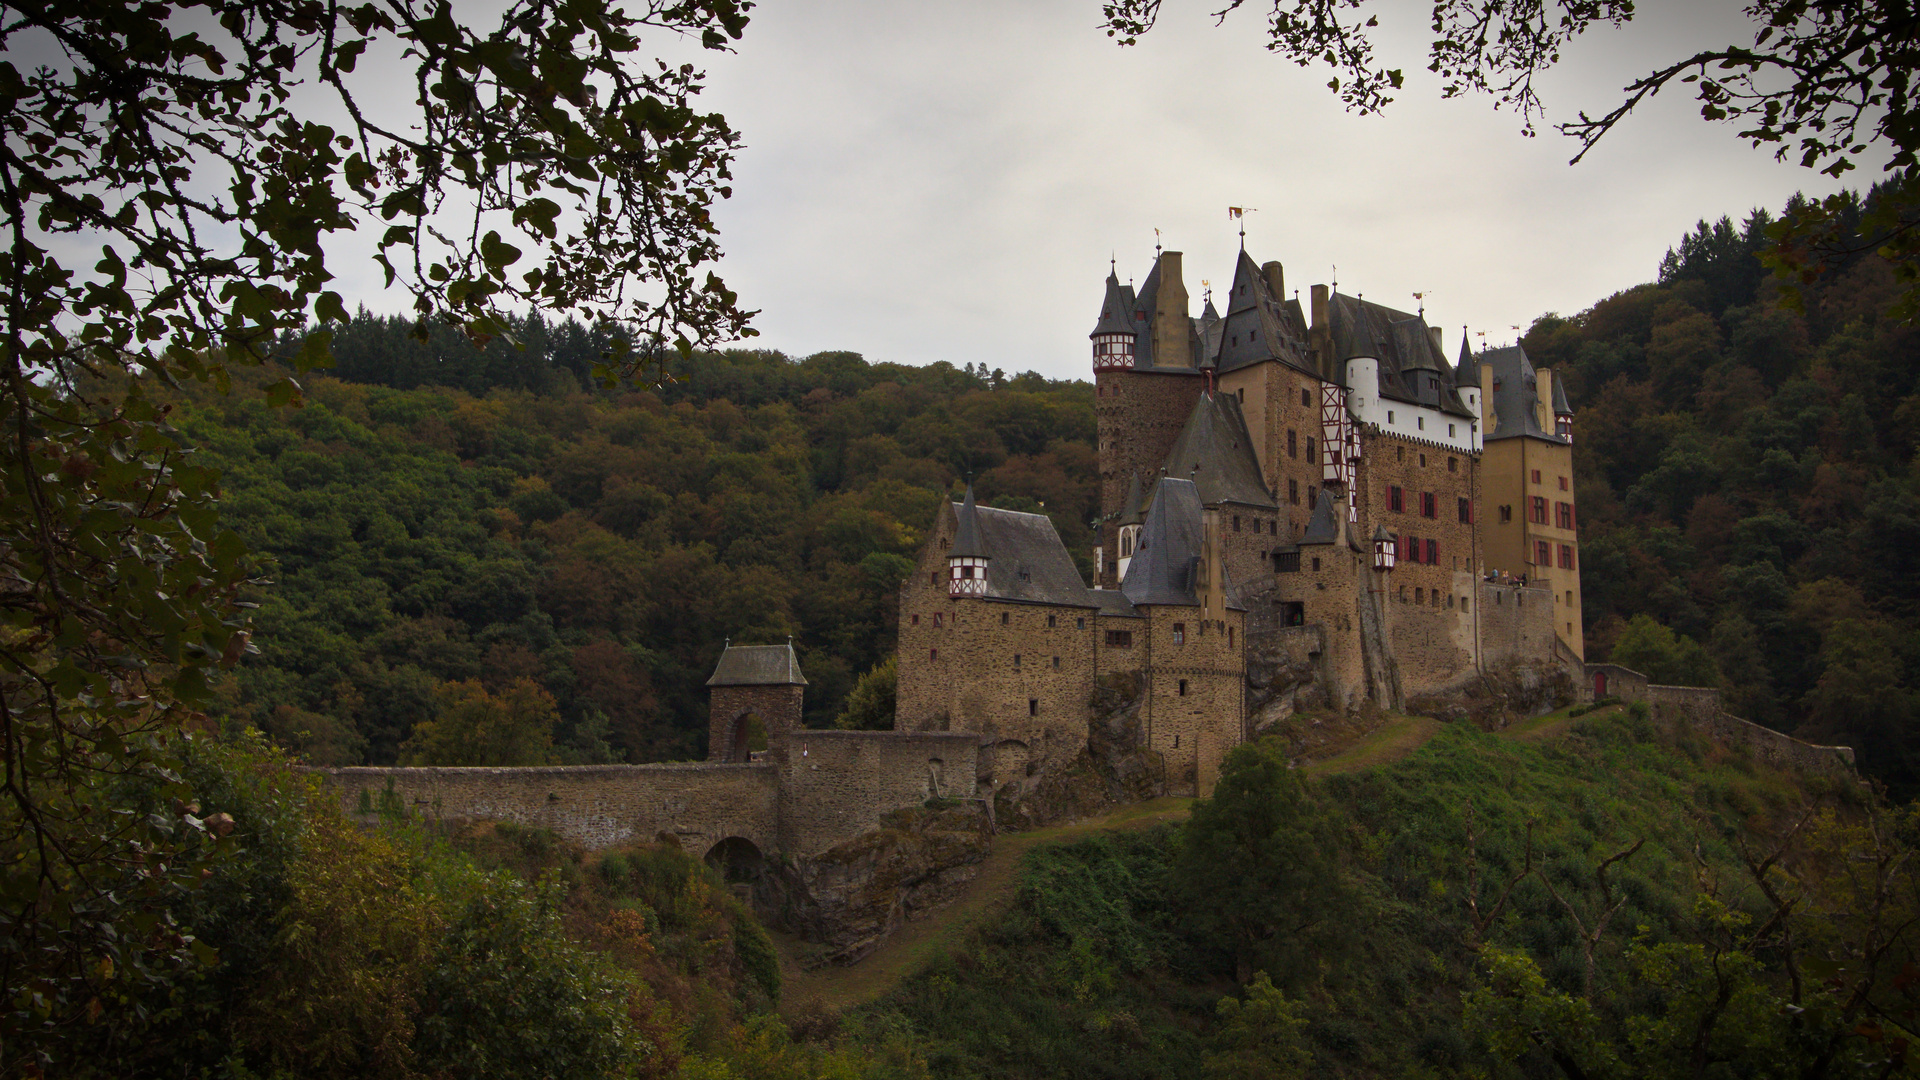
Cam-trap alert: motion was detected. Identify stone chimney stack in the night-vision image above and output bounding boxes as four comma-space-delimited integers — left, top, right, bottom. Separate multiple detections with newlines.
1428, 325, 1444, 355
1155, 251, 1191, 369
1310, 284, 1331, 373
1262, 261, 1284, 302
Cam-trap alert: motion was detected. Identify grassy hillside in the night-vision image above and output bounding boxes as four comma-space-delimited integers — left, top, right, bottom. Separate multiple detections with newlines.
847, 709, 1902, 1079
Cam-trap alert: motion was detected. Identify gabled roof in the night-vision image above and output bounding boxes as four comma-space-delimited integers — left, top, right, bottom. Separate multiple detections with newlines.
951, 484, 988, 558
1214, 250, 1315, 377
1327, 292, 1477, 419
707, 642, 807, 686
1299, 489, 1342, 546
944, 500, 1098, 608
1121, 478, 1206, 607
1090, 588, 1142, 619
1481, 345, 1567, 444
1161, 392, 1277, 509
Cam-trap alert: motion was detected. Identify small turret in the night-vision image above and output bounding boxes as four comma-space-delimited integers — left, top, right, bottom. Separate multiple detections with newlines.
1550, 369, 1573, 442
949, 484, 990, 597
1115, 471, 1146, 582
1455, 328, 1481, 419
1091, 269, 1137, 372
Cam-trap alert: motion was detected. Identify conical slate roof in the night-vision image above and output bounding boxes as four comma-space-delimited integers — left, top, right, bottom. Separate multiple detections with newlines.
1160, 393, 1278, 510
950, 484, 988, 558
1090, 271, 1138, 338
1299, 489, 1342, 546
1454, 329, 1479, 389
1117, 470, 1147, 527
1551, 371, 1573, 416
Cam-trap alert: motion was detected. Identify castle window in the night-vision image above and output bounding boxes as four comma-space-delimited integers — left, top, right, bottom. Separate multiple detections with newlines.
1047, 614, 1057, 628
1433, 589, 1441, 607
1531, 469, 1542, 484
1237, 388, 1245, 403
1228, 626, 1234, 647
911, 614, 920, 626
1418, 417, 1425, 430
1307, 485, 1316, 505
1178, 680, 1188, 697
1311, 557, 1321, 571
1305, 436, 1315, 462
1172, 623, 1186, 645
1446, 594, 1454, 609
1458, 497, 1472, 523
1531, 497, 1548, 524
1415, 587, 1424, 603
1105, 629, 1133, 647
1567, 590, 1574, 605
1275, 551, 1300, 573
1449, 424, 1456, 438
1052, 655, 1060, 669
1269, 520, 1276, 535
1389, 486, 1403, 512
1029, 699, 1038, 717
1174, 734, 1180, 747
1448, 456, 1457, 472
1499, 505, 1512, 523
1397, 446, 1404, 461
930, 572, 938, 586
1233, 515, 1241, 532
1422, 492, 1436, 518
1426, 539, 1437, 563
1560, 475, 1569, 491
1288, 429, 1297, 457
1002, 611, 1010, 625
1014, 654, 1021, 669
1077, 617, 1086, 630
933, 613, 943, 628
1559, 544, 1576, 570
1301, 388, 1310, 406
1536, 540, 1552, 565
1289, 480, 1299, 505
1419, 453, 1427, 467
1388, 410, 1395, 424
1556, 502, 1573, 529
931, 648, 938, 660
1462, 597, 1469, 613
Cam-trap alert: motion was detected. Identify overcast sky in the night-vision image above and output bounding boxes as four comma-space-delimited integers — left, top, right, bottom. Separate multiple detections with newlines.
311, 1, 1875, 382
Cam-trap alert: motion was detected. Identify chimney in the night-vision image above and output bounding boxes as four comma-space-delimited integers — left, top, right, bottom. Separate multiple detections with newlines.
1261, 261, 1284, 302
1536, 368, 1553, 430
1310, 284, 1328, 329
1309, 284, 1331, 373
1155, 251, 1191, 368
1428, 325, 1444, 356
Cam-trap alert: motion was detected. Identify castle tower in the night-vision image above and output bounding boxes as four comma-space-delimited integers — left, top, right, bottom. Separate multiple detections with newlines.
706, 640, 807, 762
1477, 346, 1582, 660
1093, 253, 1206, 586
948, 484, 990, 596
1550, 370, 1573, 443
1114, 470, 1145, 583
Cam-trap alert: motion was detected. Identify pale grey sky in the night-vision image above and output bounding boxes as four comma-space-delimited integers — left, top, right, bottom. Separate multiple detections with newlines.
312, 1, 1875, 381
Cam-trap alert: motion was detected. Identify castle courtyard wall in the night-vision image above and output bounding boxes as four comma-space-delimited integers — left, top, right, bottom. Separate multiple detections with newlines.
1477, 580, 1556, 669
774, 730, 985, 856
1139, 605, 1245, 795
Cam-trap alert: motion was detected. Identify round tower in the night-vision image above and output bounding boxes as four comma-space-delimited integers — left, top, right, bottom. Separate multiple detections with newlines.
949, 484, 990, 597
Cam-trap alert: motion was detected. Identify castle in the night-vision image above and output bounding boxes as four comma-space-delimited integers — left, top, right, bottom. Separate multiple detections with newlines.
893, 247, 1584, 795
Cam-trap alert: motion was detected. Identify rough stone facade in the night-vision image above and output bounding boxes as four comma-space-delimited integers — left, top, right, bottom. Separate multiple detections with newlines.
709, 684, 804, 763
1095, 368, 1204, 582
775, 730, 983, 857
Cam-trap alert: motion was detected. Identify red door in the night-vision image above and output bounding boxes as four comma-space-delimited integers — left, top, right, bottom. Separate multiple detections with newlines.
1594, 672, 1608, 697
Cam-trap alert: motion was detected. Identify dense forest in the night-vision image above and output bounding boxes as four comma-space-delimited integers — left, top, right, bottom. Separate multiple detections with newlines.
1524, 178, 1920, 792
175, 180, 1920, 793
181, 338, 1096, 766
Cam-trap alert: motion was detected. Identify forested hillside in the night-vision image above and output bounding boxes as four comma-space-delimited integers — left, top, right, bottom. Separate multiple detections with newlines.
183, 334, 1095, 765
1524, 179, 1920, 792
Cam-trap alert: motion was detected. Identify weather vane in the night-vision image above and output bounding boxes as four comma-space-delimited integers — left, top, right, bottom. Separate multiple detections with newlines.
1228, 207, 1256, 248
1412, 291, 1427, 316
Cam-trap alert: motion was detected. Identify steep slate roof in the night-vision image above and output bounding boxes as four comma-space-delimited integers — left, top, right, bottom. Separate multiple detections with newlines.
950, 484, 988, 558
1327, 292, 1476, 419
1161, 392, 1279, 510
1299, 489, 1343, 546
1481, 345, 1567, 444
1117, 470, 1147, 527
1213, 250, 1315, 377
707, 643, 807, 686
1091, 271, 1138, 337
1454, 329, 1479, 389
1121, 478, 1206, 607
1551, 372, 1573, 416
1090, 588, 1143, 619
945, 500, 1098, 608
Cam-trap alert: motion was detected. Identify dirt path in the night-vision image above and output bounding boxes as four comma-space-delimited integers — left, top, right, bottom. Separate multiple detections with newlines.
1301, 715, 1443, 775
776, 796, 1194, 1017
1501, 703, 1623, 744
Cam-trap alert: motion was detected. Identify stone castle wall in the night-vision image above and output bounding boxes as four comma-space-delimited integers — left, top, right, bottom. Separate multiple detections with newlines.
775, 730, 984, 857
1594, 679, 1860, 781
1478, 580, 1557, 669
1095, 368, 1205, 582
318, 761, 781, 857
1138, 605, 1245, 796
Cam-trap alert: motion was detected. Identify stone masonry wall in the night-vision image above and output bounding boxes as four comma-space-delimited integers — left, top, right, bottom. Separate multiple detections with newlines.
775, 730, 984, 857
1604, 682, 1859, 780
708, 684, 804, 762
1478, 580, 1556, 669
318, 762, 780, 857
1096, 368, 1205, 584
1139, 605, 1245, 795
1385, 573, 1478, 696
